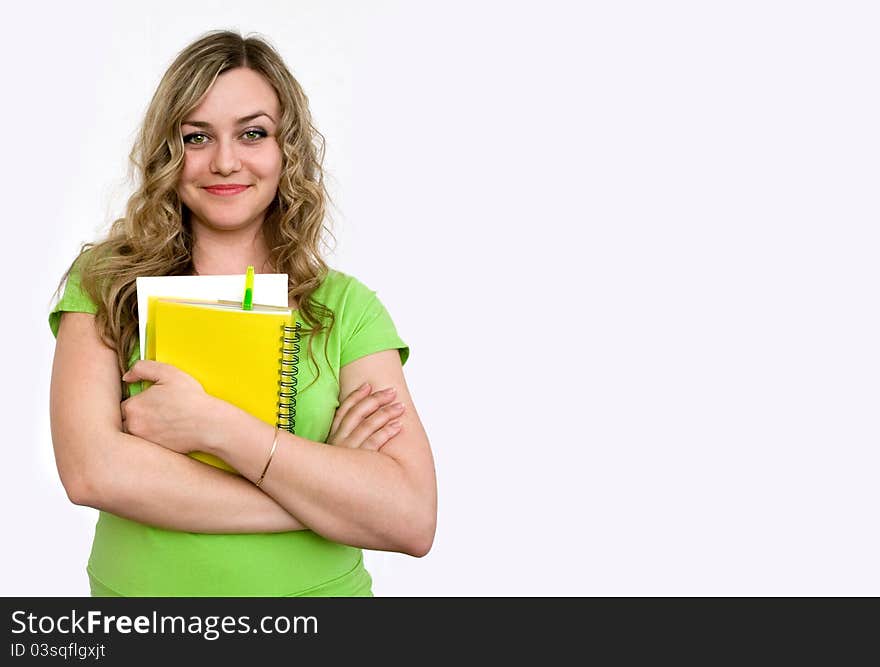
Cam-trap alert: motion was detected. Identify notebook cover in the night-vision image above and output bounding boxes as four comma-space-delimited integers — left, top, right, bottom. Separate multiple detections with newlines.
149, 298, 294, 473
136, 274, 289, 360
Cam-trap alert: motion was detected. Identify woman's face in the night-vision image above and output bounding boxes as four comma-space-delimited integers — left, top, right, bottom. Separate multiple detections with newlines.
177, 67, 283, 236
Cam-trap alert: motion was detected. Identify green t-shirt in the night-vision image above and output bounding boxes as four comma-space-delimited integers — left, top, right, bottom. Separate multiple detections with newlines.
49, 267, 408, 596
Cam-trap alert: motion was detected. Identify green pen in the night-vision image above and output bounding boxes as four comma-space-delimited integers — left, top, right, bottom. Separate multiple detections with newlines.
242, 265, 255, 310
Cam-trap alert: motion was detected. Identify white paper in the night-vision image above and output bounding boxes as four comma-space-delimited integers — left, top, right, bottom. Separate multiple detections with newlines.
135, 274, 289, 360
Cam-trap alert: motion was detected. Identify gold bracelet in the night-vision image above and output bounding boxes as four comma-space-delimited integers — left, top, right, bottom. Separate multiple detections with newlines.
255, 427, 280, 488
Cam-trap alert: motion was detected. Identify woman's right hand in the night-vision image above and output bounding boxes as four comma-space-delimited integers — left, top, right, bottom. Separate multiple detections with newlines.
327, 383, 405, 451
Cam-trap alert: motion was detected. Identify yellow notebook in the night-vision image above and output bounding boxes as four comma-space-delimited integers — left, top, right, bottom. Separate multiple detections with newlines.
146, 297, 300, 473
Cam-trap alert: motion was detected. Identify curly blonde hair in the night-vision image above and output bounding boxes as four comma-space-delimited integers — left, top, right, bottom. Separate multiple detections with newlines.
60, 29, 336, 384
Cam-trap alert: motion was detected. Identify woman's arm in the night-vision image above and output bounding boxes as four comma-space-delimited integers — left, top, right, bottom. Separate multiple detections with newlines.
50, 311, 306, 534
125, 350, 438, 556
204, 351, 436, 556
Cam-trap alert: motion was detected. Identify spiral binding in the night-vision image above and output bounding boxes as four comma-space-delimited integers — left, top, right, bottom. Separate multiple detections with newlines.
277, 320, 301, 433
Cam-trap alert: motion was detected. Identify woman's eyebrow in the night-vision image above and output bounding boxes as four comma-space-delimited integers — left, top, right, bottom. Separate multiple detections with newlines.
181, 112, 276, 128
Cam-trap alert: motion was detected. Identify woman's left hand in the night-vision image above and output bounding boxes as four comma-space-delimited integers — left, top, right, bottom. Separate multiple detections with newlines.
120, 360, 216, 454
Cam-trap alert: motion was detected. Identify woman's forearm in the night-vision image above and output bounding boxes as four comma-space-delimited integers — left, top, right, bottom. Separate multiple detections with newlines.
80, 431, 308, 534
205, 402, 432, 555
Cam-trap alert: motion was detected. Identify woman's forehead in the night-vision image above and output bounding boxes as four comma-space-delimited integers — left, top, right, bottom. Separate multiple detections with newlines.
187, 68, 280, 123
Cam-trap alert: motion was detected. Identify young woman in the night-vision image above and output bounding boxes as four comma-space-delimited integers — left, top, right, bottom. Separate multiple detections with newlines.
49, 30, 437, 597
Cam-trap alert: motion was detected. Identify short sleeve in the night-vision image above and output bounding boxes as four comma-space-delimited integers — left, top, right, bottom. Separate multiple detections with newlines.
49, 263, 98, 338
333, 273, 409, 367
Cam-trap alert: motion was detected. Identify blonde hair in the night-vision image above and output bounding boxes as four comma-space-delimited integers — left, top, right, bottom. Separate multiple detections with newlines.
60, 29, 336, 384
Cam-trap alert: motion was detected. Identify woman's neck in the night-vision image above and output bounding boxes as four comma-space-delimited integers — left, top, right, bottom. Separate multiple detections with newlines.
191, 226, 271, 276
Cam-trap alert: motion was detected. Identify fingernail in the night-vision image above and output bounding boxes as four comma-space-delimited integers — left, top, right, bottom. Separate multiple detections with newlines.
383, 387, 396, 394
388, 421, 401, 429
392, 402, 404, 410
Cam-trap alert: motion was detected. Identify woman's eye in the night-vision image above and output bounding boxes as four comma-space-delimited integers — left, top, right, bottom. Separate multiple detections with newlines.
182, 129, 266, 145
183, 133, 208, 145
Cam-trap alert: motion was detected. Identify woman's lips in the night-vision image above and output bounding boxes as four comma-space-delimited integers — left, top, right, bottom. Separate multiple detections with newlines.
203, 185, 250, 196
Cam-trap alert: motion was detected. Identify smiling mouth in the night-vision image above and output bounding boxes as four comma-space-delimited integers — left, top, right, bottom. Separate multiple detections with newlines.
203, 185, 250, 196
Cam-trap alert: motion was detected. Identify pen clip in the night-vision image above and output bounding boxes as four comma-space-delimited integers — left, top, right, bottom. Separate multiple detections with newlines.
242, 265, 254, 310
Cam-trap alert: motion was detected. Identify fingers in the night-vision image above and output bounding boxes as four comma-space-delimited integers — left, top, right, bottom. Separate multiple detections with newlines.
343, 400, 405, 449
119, 398, 138, 436
360, 420, 403, 452
333, 386, 399, 443
122, 360, 171, 384
329, 383, 371, 439
119, 400, 129, 433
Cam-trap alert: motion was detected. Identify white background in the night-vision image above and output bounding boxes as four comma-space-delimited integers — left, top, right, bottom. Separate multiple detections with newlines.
2, 0, 878, 596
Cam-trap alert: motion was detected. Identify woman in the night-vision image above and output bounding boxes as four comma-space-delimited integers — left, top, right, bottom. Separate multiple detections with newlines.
48, 30, 437, 597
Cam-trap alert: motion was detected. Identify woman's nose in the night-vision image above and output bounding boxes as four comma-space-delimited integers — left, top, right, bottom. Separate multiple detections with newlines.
210, 138, 242, 175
